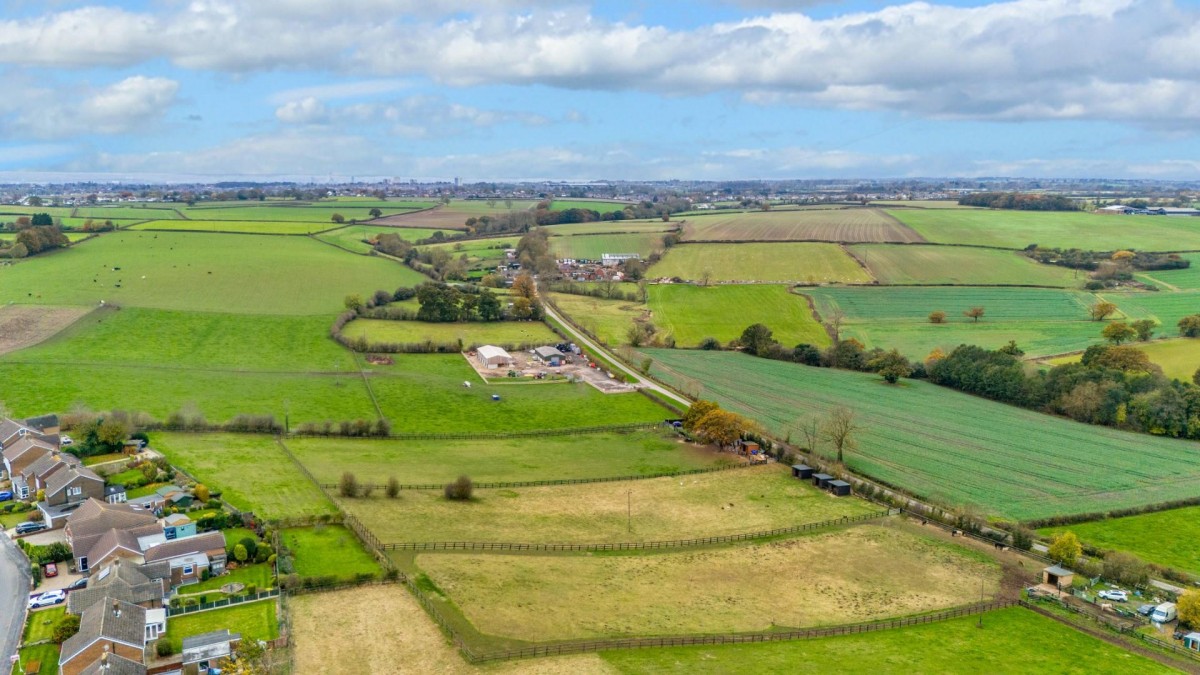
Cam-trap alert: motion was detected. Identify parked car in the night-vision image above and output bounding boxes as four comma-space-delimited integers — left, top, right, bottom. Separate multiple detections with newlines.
0, 490, 11, 502
14, 521, 48, 535
60, 435, 73, 446
1138, 603, 1156, 616
65, 578, 87, 591
27, 590, 66, 609
42, 563, 58, 578
1098, 589, 1129, 602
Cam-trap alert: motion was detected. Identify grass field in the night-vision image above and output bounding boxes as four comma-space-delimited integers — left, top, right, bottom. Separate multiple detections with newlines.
649, 243, 872, 283
1104, 290, 1200, 332
549, 233, 665, 259
888, 208, 1200, 251
372, 200, 538, 230
73, 205, 181, 220
366, 354, 669, 433
645, 350, 1200, 520
0, 305, 91, 356
342, 318, 559, 348
549, 292, 648, 346
599, 606, 1173, 674
1040, 506, 1200, 574
418, 524, 997, 641
804, 286, 1109, 358
155, 433, 337, 520
0, 205, 76, 216
180, 205, 420, 222
285, 431, 728, 485
549, 199, 632, 213
131, 219, 337, 234
847, 244, 1082, 286
1117, 338, 1200, 381
165, 600, 278, 652
1136, 254, 1200, 290
646, 285, 830, 348
0, 232, 427, 314
284, 525, 383, 580
681, 209, 924, 243
542, 222, 672, 235
346, 464, 877, 544
869, 200, 975, 209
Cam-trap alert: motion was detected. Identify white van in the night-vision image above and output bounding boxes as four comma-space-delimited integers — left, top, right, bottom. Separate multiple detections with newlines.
1151, 602, 1177, 623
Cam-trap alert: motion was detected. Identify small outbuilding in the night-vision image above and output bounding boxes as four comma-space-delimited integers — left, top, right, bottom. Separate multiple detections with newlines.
1183, 633, 1200, 652
1042, 565, 1074, 589
476, 345, 514, 369
812, 473, 833, 489
827, 479, 851, 496
533, 346, 564, 366
791, 464, 813, 479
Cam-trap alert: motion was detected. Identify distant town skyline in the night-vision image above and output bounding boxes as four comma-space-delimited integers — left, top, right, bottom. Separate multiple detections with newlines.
0, 0, 1198, 181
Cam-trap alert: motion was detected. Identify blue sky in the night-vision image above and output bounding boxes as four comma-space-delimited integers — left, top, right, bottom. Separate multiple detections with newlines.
0, 0, 1198, 181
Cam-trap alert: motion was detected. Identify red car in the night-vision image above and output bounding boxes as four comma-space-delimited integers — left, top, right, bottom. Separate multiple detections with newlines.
43, 563, 58, 578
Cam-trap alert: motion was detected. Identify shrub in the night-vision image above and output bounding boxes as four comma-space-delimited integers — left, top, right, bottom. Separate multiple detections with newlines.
1102, 551, 1149, 587
339, 472, 359, 498
238, 537, 258, 561
1010, 526, 1034, 551
444, 475, 474, 501
233, 544, 248, 563
193, 484, 210, 502
156, 639, 174, 657
385, 476, 400, 499
360, 483, 375, 498
699, 337, 721, 351
52, 614, 81, 643
244, 584, 258, 596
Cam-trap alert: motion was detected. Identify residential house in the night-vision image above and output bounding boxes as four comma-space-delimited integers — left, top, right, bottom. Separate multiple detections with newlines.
67, 558, 169, 614
65, 499, 162, 574
39, 464, 106, 527
59, 599, 148, 675
161, 513, 196, 541
0, 417, 33, 450
2, 436, 56, 494
181, 630, 240, 675
24, 450, 83, 493
143, 531, 227, 588
104, 485, 128, 504
79, 652, 147, 675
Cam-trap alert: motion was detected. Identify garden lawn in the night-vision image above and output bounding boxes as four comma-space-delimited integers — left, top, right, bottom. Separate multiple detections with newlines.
367, 354, 669, 433
342, 318, 559, 350
644, 349, 1200, 521
316, 225, 448, 253
847, 244, 1082, 286
0, 231, 426, 314
347, 464, 877, 544
681, 209, 924, 243
548, 232, 665, 259
222, 528, 259, 548
548, 292, 647, 346
283, 525, 382, 580
285, 430, 728, 485
179, 563, 273, 594
416, 524, 997, 641
130, 220, 336, 234
11, 643, 58, 675
650, 242, 872, 283
647, 285, 830, 348
599, 606, 1173, 674
166, 600, 278, 653
1040, 506, 1200, 574
23, 606, 65, 642
888, 208, 1200, 251
155, 434, 337, 520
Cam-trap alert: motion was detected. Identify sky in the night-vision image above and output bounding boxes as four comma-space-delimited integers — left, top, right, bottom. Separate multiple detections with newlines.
0, 0, 1199, 182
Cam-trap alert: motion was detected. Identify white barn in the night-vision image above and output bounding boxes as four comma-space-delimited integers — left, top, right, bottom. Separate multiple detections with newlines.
476, 345, 514, 369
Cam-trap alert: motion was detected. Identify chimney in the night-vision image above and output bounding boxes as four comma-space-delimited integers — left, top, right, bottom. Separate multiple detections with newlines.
112, 600, 120, 618
100, 650, 109, 671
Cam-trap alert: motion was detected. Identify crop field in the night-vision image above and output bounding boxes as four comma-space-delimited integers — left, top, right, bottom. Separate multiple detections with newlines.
72, 205, 181, 219
417, 524, 997, 641
1120, 338, 1200, 381
1104, 290, 1200, 331
1040, 506, 1200, 574
549, 199, 633, 213
372, 200, 538, 230
284, 525, 382, 579
366, 355, 669, 434
600, 606, 1173, 674
548, 292, 647, 346
887, 208, 1200, 251
130, 219, 336, 234
180, 205, 420, 222
341, 318, 559, 348
681, 209, 925, 243
542, 221, 673, 235
847, 244, 1082, 286
548, 232, 665, 259
647, 285, 830, 348
0, 231, 425, 314
345, 464, 877, 544
1136, 253, 1200, 290
285, 430, 726, 485
644, 350, 1200, 520
317, 225, 449, 253
156, 433, 337, 520
0, 305, 91, 356
649, 243, 871, 283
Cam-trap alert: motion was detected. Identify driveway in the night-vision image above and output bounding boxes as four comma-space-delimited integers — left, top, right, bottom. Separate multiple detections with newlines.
0, 532, 31, 665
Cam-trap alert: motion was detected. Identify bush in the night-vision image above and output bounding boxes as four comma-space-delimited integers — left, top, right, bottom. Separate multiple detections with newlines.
385, 476, 400, 499
1102, 551, 1149, 587
1010, 526, 1034, 551
52, 614, 81, 643
360, 483, 375, 498
244, 584, 258, 596
339, 472, 359, 498
157, 639, 175, 657
444, 475, 473, 501
698, 337, 721, 351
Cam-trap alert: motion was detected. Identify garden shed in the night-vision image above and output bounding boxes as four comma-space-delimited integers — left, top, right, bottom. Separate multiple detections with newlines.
477, 345, 514, 369
812, 473, 833, 489
1042, 565, 1074, 589
791, 464, 813, 479
1183, 633, 1200, 651
827, 479, 851, 496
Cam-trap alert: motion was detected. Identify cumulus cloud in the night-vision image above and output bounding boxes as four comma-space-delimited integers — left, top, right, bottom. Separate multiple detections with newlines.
272, 93, 556, 137
7, 75, 178, 139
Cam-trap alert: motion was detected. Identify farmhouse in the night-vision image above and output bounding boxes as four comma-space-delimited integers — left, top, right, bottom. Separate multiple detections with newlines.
476, 345, 514, 369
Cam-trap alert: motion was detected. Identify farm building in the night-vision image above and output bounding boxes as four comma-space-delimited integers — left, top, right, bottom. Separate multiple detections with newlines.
1183, 633, 1200, 651
601, 253, 640, 267
1097, 204, 1135, 215
476, 345, 514, 369
1042, 565, 1074, 590
828, 479, 851, 496
532, 346, 564, 366
791, 464, 813, 479
812, 473, 833, 489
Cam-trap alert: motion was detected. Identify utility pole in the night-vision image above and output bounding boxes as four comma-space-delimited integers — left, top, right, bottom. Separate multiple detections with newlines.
978, 574, 985, 628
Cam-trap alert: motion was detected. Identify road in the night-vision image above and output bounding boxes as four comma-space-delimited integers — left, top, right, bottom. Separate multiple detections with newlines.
541, 302, 692, 409
0, 532, 30, 666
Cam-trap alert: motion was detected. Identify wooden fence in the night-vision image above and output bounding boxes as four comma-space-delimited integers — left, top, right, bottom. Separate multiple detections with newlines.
1019, 598, 1200, 663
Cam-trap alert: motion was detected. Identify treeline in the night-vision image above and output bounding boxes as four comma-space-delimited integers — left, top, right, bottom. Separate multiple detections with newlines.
58, 406, 392, 438
958, 192, 1080, 211
545, 280, 644, 303
727, 323, 921, 382
1024, 246, 1189, 273
0, 224, 70, 259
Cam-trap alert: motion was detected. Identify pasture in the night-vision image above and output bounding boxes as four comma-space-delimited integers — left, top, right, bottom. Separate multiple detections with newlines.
1136, 253, 1200, 290
342, 318, 559, 349
1039, 506, 1200, 574
600, 606, 1173, 674
180, 204, 420, 222
1104, 290, 1200, 331
130, 219, 336, 234
72, 205, 181, 219
681, 209, 924, 243
317, 225, 449, 253
283, 525, 383, 580
372, 200, 538, 230
344, 464, 877, 544
847, 244, 1081, 286
284, 430, 727, 485
646, 285, 830, 348
0, 305, 91, 356
644, 349, 1200, 520
542, 221, 672, 235
155, 433, 338, 520
1125, 338, 1200, 381
548, 232, 665, 259
649, 243, 872, 284
0, 231, 426, 314
887, 208, 1200, 251
416, 524, 998, 641
869, 200, 975, 209
548, 292, 647, 346
549, 199, 632, 213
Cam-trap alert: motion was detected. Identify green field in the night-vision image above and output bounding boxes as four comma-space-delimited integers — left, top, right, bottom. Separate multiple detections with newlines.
548, 292, 648, 346
805, 286, 1109, 358
319, 226, 449, 253
888, 208, 1200, 251
542, 221, 672, 235
0, 205, 76, 216
681, 209, 924, 243
647, 285, 830, 348
848, 244, 1082, 286
166, 600, 279, 652
1040, 506, 1200, 574
869, 200, 975, 209
548, 232, 665, 259
645, 350, 1200, 520
131, 219, 338, 234
285, 430, 726, 485
283, 525, 383, 580
0, 232, 427, 314
650, 243, 872, 283
548, 199, 632, 213
72, 205, 181, 220
373, 200, 538, 230
1136, 254, 1200, 290
180, 205, 419, 222
599, 606, 1173, 674
1123, 338, 1200, 381
342, 318, 559, 349
156, 433, 337, 520
1104, 290, 1200, 331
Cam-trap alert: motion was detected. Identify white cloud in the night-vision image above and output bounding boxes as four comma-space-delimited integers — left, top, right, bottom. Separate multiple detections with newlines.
274, 97, 329, 124
272, 94, 556, 136
267, 79, 410, 105
8, 75, 178, 139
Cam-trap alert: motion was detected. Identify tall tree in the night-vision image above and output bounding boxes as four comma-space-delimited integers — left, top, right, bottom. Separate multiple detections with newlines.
822, 407, 859, 463
963, 307, 985, 323
1089, 301, 1117, 321
1101, 322, 1137, 345
1047, 531, 1081, 567
739, 323, 777, 357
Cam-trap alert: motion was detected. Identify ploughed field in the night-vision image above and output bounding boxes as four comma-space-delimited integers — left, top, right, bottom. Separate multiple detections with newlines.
681, 209, 925, 243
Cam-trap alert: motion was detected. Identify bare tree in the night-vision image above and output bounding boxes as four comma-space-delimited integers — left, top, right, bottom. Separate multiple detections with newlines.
822, 407, 859, 463
795, 415, 821, 454
700, 269, 713, 287
826, 309, 846, 341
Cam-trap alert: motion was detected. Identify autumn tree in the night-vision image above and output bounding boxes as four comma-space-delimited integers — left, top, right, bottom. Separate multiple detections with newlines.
1047, 531, 1081, 566
822, 406, 858, 463
964, 307, 985, 323
1101, 322, 1137, 345
928, 310, 947, 324
1089, 301, 1117, 321
692, 409, 753, 448
683, 400, 720, 431
1131, 319, 1156, 342
925, 347, 946, 364
511, 272, 536, 300
867, 349, 911, 384
1178, 589, 1200, 628
1179, 314, 1200, 337
193, 484, 210, 502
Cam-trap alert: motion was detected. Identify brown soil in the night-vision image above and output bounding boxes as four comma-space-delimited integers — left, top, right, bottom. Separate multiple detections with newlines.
0, 305, 92, 356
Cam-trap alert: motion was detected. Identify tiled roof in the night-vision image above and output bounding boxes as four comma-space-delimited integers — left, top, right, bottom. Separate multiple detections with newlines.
144, 531, 225, 563
45, 464, 103, 498
66, 499, 159, 561
78, 652, 147, 675
67, 559, 166, 614
60, 598, 147, 666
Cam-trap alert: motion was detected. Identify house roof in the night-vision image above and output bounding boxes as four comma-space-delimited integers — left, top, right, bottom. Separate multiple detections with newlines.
182, 629, 240, 664
67, 499, 160, 562
477, 345, 512, 361
1043, 565, 1074, 577
68, 558, 166, 614
0, 417, 29, 445
2, 436, 54, 472
79, 652, 147, 675
1185, 632, 1200, 641
104, 484, 126, 496
26, 451, 81, 481
45, 464, 103, 498
85, 527, 150, 568
143, 531, 225, 563
163, 513, 191, 525
60, 598, 147, 666
23, 413, 59, 431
